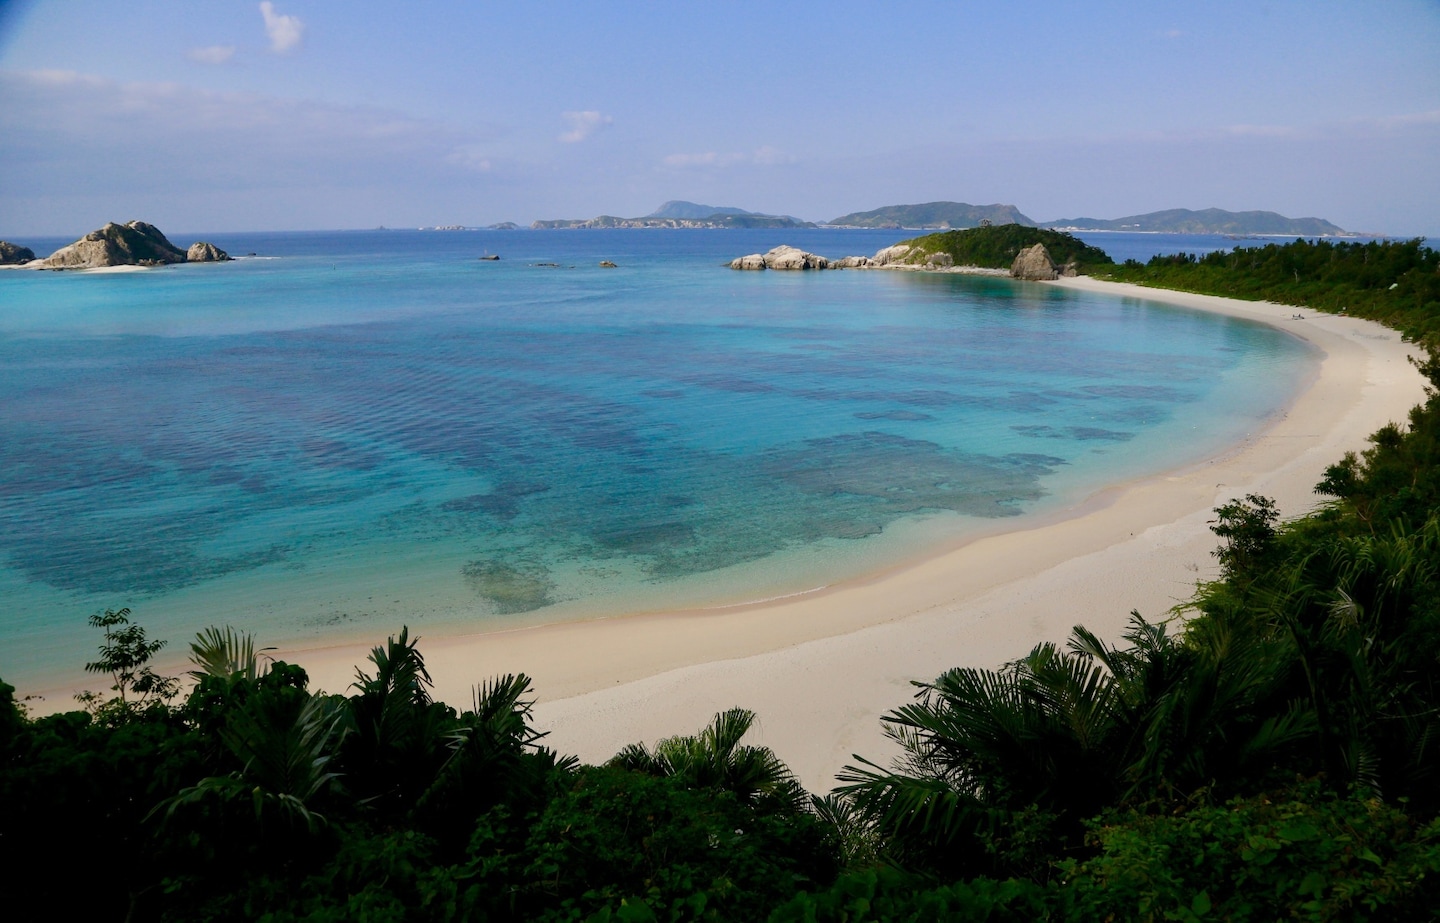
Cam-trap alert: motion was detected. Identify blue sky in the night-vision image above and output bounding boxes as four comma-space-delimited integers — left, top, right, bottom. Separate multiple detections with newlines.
1, 1, 1437, 235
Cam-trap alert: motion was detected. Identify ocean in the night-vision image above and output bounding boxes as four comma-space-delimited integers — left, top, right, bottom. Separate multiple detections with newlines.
0, 229, 1314, 688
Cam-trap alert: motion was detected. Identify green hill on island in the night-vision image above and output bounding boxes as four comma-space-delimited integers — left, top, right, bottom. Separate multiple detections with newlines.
646, 200, 756, 220
827, 201, 1034, 229
1041, 207, 1346, 236
533, 201, 813, 229
892, 224, 1114, 272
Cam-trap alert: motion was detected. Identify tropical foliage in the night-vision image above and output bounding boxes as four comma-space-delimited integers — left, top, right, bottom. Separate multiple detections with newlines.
1102, 237, 1440, 347
5, 238, 1440, 917
896, 224, 1114, 271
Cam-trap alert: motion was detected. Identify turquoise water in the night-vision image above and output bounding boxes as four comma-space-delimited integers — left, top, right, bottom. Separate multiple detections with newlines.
0, 230, 1314, 687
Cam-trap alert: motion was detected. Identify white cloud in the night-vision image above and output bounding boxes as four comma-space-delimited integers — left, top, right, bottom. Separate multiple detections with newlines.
751, 145, 796, 165
1223, 123, 1297, 138
444, 145, 493, 172
259, 2, 304, 54
187, 45, 237, 65
662, 151, 735, 167
0, 70, 501, 192
558, 110, 612, 143
662, 146, 796, 168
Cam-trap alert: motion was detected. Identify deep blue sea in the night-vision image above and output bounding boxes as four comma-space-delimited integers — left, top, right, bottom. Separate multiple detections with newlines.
0, 229, 1315, 688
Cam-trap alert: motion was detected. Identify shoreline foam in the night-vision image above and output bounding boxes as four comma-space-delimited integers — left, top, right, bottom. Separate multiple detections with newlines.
22, 278, 1427, 792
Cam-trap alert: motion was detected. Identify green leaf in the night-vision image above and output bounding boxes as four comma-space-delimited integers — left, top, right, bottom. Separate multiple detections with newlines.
1297, 870, 1328, 897
614, 898, 658, 923
1191, 890, 1212, 916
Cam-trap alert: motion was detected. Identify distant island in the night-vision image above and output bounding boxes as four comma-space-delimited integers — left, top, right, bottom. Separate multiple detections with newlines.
1, 221, 229, 269
821, 202, 1350, 236
1039, 207, 1347, 236
826, 202, 1034, 229
532, 201, 815, 230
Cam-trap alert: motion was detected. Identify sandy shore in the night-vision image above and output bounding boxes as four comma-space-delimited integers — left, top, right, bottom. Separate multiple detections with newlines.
266, 277, 1426, 792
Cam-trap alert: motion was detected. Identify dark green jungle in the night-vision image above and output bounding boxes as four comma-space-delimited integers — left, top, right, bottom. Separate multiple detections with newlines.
4, 237, 1440, 921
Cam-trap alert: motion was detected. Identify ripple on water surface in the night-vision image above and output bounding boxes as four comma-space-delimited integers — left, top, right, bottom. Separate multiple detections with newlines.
0, 231, 1316, 684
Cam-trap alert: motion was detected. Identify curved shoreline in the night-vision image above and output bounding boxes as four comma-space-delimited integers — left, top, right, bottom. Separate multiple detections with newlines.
265, 277, 1425, 790
20, 278, 1426, 791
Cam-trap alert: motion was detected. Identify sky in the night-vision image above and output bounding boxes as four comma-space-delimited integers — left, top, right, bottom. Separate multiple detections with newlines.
0, 0, 1437, 236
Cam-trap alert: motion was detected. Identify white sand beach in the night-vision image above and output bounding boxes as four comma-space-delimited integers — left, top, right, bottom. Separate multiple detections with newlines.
277, 278, 1428, 792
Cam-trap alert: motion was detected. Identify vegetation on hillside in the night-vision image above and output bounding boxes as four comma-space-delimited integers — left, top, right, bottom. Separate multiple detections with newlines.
1101, 237, 1440, 347
895, 224, 1115, 272
1041, 207, 1345, 235
827, 201, 1034, 229
5, 237, 1440, 919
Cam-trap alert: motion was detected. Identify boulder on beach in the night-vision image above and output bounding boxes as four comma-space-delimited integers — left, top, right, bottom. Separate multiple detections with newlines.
1010, 242, 1059, 281
39, 221, 188, 269
0, 241, 36, 265
832, 255, 873, 269
186, 241, 231, 263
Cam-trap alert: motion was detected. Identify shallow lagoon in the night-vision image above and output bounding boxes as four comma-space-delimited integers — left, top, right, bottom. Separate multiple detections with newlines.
0, 230, 1314, 686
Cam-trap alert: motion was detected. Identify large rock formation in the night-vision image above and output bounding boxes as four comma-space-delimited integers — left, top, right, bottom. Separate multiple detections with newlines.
39, 221, 189, 269
869, 244, 915, 266
186, 241, 231, 262
0, 241, 35, 265
730, 253, 768, 270
764, 245, 829, 270
1010, 243, 1058, 281
730, 245, 831, 270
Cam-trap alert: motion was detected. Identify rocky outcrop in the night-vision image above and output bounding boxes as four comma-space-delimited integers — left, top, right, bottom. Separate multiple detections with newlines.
832, 255, 873, 268
730, 245, 830, 270
39, 221, 188, 269
0, 241, 35, 264
598, 260, 617, 268
186, 241, 231, 262
0, 241, 36, 265
925, 252, 954, 268
764, 245, 829, 270
730, 253, 768, 270
869, 244, 914, 266
1010, 243, 1058, 281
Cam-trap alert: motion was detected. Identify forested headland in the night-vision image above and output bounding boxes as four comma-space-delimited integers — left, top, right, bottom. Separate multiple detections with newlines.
892, 224, 1114, 273
1102, 237, 1440, 347
4, 238, 1440, 921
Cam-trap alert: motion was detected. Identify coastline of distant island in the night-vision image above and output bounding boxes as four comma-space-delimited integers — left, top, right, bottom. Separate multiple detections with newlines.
531, 200, 815, 230
824, 202, 1351, 236
461, 201, 1361, 237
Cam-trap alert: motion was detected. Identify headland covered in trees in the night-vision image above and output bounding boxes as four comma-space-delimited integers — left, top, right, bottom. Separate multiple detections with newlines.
4, 236, 1440, 918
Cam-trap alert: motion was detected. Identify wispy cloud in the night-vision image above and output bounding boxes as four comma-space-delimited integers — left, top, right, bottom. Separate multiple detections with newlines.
187, 45, 237, 65
445, 145, 493, 172
259, 2, 304, 54
1222, 123, 1297, 138
662, 146, 796, 168
0, 70, 502, 192
558, 110, 612, 143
